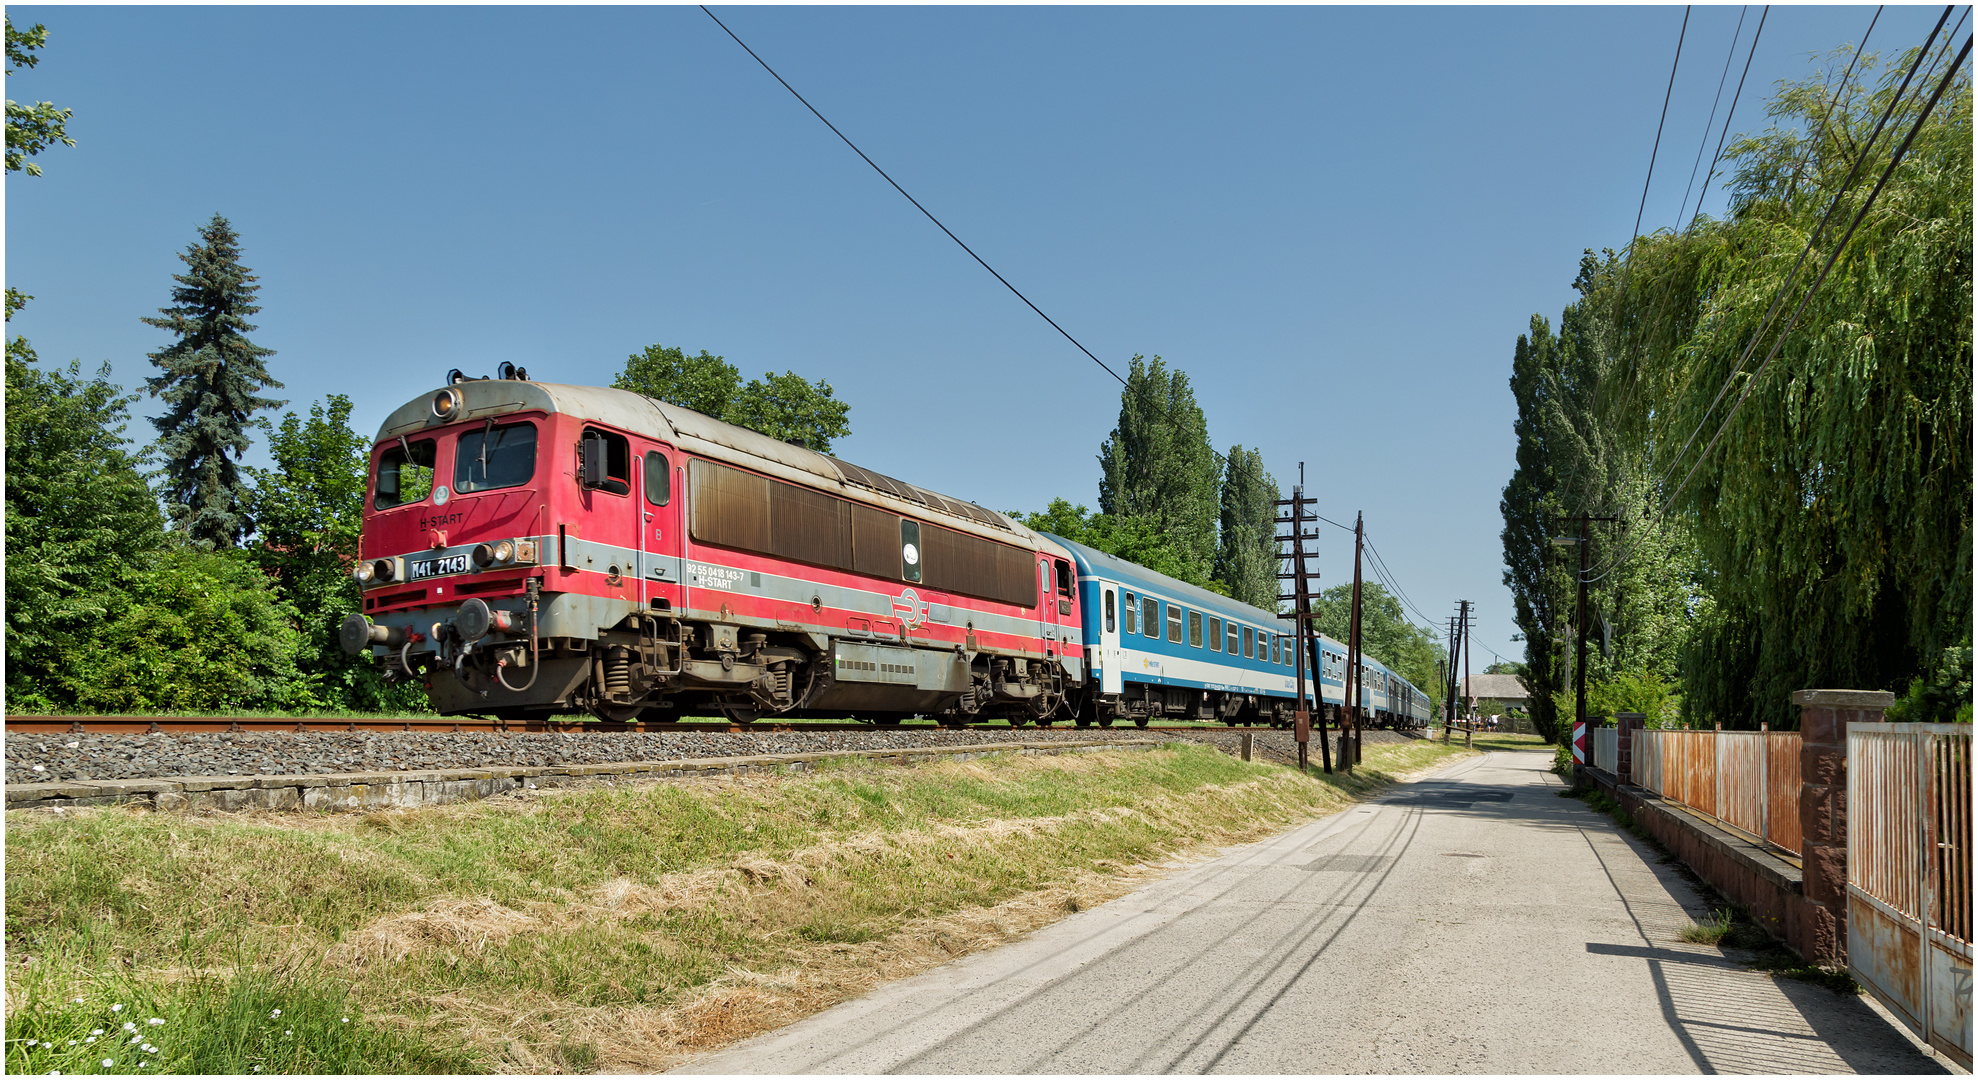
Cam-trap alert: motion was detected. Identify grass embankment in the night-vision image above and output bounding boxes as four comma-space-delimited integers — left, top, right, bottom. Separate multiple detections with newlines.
8, 738, 1470, 1073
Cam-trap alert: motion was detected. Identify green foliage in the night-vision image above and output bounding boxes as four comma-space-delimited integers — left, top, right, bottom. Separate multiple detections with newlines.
1210, 445, 1281, 610
1308, 582, 1446, 710
1097, 355, 1219, 584
5, 321, 166, 709
245, 396, 429, 713
612, 342, 852, 453
1884, 637, 1973, 724
69, 545, 313, 712
5, 16, 74, 176
143, 214, 286, 550
1016, 498, 1221, 593
1601, 46, 1971, 726
4, 965, 480, 1074
1589, 668, 1679, 726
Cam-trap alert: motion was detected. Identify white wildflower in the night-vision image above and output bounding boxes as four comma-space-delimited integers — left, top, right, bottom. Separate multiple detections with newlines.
110, 1004, 123, 1013
123, 1022, 137, 1032
340, 1018, 349, 1024
284, 1030, 292, 1036
25, 1039, 37, 1047
269, 1009, 281, 1018
146, 1018, 164, 1026
84, 1037, 96, 1044
73, 997, 84, 1004
101, 1060, 113, 1068
91, 1030, 103, 1036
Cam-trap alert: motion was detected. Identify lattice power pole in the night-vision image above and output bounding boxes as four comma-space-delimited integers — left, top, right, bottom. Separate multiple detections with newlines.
1275, 466, 1329, 774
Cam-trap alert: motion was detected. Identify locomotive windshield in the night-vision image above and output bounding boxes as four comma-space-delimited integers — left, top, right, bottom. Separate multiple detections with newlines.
374, 437, 436, 509
455, 421, 538, 493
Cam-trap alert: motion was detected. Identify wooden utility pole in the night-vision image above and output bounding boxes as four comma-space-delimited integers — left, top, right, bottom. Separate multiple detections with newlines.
1443, 613, 1459, 743
1553, 514, 1618, 737
1344, 511, 1365, 769
1462, 600, 1473, 748
1275, 468, 1329, 774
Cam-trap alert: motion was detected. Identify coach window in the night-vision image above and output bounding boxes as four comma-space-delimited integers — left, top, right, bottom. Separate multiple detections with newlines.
1227, 622, 1240, 654
1166, 604, 1183, 643
375, 437, 436, 509
644, 451, 671, 506
1104, 589, 1116, 634
1271, 634, 1281, 665
1208, 616, 1223, 652
1143, 596, 1159, 638
580, 428, 631, 496
1188, 610, 1202, 648
1122, 592, 1137, 635
455, 421, 537, 494
1054, 559, 1072, 615
1242, 626, 1254, 659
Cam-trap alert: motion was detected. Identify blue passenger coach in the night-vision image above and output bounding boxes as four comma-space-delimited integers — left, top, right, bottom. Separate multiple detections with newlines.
1049, 535, 1431, 729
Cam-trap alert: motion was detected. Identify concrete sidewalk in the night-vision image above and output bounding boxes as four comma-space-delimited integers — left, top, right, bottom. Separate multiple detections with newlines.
675, 748, 1946, 1074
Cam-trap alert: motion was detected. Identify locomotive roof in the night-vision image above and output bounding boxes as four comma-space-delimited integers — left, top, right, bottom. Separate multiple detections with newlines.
376, 379, 1057, 552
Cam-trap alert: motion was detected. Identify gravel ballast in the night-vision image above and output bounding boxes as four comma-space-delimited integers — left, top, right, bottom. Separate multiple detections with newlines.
5, 725, 1423, 786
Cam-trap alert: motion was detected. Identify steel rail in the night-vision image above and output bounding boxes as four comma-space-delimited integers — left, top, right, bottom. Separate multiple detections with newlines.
1, 716, 1330, 736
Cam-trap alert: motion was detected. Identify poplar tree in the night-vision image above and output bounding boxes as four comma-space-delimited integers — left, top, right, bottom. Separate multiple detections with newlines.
1097, 355, 1218, 584
1212, 445, 1281, 610
143, 214, 284, 549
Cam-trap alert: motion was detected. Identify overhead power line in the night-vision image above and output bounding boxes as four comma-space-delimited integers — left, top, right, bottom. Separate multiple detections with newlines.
699, 6, 1127, 388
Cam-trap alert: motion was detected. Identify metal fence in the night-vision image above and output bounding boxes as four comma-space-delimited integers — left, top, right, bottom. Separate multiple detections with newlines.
1846, 723, 1972, 1069
1591, 726, 1618, 774
1629, 727, 1802, 855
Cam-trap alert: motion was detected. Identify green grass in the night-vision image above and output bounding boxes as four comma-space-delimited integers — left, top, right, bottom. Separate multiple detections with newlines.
8, 738, 1475, 1071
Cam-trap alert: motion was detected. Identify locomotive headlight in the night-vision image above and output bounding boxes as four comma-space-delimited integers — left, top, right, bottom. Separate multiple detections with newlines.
492, 539, 515, 563
353, 562, 375, 584
431, 388, 463, 421
371, 558, 397, 583
472, 542, 497, 567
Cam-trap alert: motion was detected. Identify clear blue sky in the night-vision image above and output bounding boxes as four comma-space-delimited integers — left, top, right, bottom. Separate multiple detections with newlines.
5, 4, 1932, 667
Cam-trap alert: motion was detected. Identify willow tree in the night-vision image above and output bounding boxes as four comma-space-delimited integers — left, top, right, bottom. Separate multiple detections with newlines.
1603, 45, 1972, 725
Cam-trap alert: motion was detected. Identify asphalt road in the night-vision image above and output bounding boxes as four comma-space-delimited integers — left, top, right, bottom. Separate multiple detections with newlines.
675, 748, 1947, 1074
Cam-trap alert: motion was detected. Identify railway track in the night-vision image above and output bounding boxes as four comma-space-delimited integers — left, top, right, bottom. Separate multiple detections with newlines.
3, 715, 1261, 736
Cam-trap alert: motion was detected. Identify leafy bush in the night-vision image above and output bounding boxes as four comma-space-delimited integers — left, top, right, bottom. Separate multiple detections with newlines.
1885, 639, 1974, 724
66, 546, 316, 712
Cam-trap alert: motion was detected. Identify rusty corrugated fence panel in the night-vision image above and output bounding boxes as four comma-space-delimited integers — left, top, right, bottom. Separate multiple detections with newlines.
1716, 732, 1765, 839
1767, 730, 1803, 854
1931, 730, 1971, 944
1847, 722, 1972, 1069
1852, 727, 1922, 918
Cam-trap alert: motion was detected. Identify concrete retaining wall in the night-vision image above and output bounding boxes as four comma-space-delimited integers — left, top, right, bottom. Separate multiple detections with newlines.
5, 739, 1161, 815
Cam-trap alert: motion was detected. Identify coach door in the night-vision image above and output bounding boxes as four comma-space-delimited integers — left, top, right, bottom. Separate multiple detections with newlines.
638, 445, 682, 609
1037, 557, 1055, 658
1097, 580, 1123, 694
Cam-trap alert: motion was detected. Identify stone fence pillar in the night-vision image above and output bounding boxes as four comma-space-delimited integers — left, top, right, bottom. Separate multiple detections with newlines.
1614, 712, 1645, 784
1793, 689, 1894, 963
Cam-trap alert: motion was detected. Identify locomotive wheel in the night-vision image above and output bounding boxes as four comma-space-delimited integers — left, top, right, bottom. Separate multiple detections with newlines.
722, 704, 762, 725
1096, 715, 1115, 728
591, 703, 644, 723
1133, 716, 1150, 728
1074, 714, 1093, 728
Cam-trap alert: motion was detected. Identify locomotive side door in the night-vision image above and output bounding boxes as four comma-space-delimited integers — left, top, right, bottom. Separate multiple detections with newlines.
638, 445, 682, 609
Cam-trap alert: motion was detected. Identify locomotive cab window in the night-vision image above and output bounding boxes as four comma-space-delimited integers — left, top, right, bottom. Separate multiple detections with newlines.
644, 451, 671, 506
1209, 616, 1223, 651
1104, 589, 1116, 634
374, 437, 436, 509
580, 428, 631, 496
455, 421, 537, 494
1122, 592, 1137, 635
1143, 597, 1159, 638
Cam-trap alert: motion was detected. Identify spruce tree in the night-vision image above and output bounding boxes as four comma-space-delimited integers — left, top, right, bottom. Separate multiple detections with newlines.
1211, 445, 1281, 610
143, 214, 283, 549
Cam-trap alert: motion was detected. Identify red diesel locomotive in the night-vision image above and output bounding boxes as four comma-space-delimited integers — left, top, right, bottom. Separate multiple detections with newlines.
339, 372, 1084, 723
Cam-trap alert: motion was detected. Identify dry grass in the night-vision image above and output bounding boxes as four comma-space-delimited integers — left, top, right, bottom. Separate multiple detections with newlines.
9, 738, 1474, 1072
